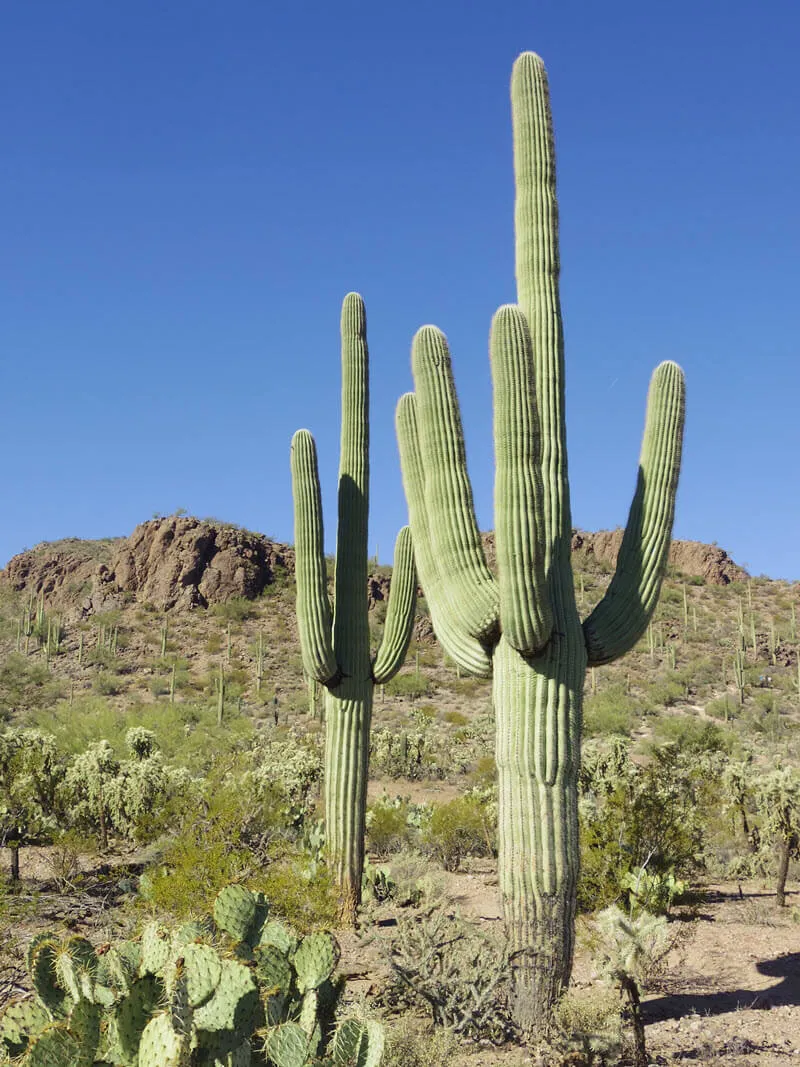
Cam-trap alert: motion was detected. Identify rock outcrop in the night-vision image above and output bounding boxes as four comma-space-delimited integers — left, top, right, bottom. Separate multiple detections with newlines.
2, 517, 295, 617
569, 529, 747, 586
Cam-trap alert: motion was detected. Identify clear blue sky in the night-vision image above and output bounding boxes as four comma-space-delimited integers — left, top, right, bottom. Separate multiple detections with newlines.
3, 2, 799, 580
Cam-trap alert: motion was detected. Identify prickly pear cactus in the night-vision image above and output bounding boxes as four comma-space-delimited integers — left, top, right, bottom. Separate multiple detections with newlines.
0, 885, 384, 1066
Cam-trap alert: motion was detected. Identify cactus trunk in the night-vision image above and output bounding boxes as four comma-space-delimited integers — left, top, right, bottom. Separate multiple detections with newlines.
495, 603, 585, 1030
323, 685, 372, 921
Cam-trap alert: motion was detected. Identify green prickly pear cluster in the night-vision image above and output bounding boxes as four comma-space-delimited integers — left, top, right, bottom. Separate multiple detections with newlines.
291, 293, 417, 920
0, 886, 384, 1067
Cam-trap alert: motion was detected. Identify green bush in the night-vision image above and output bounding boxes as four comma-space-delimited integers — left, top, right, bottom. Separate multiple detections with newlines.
93, 671, 124, 696
423, 795, 493, 872
367, 796, 415, 857
583, 685, 638, 738
210, 597, 255, 622
384, 673, 433, 701
579, 747, 708, 912
645, 677, 685, 708
650, 715, 729, 755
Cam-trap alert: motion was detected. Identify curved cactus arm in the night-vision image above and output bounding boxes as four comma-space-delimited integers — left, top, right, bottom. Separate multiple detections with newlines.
491, 304, 553, 654
372, 526, 417, 684
396, 392, 493, 677
290, 429, 339, 685
333, 293, 370, 679
583, 360, 686, 666
410, 325, 500, 638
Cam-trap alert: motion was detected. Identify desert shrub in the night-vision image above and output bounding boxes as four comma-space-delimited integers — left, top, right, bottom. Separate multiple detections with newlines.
385, 673, 433, 701
706, 695, 738, 721
261, 853, 339, 931
645, 677, 685, 708
29, 696, 255, 773
382, 1020, 462, 1067
367, 795, 415, 857
138, 745, 334, 927
423, 795, 493, 871
650, 715, 729, 755
553, 985, 625, 1065
442, 709, 469, 726
210, 597, 255, 622
92, 671, 124, 696
583, 685, 638, 737
0, 654, 65, 714
579, 745, 708, 912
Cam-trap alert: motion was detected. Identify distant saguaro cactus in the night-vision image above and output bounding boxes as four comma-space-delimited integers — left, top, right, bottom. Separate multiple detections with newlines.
291, 293, 417, 921
396, 53, 685, 1032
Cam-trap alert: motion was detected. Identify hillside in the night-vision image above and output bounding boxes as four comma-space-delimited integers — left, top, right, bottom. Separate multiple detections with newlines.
0, 515, 791, 749
1, 516, 799, 1067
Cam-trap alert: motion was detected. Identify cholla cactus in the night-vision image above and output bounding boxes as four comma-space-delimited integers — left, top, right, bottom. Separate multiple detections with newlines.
594, 906, 669, 1067
395, 53, 685, 1031
755, 766, 800, 906
248, 734, 323, 828
291, 294, 417, 920
0, 728, 63, 880
63, 737, 190, 850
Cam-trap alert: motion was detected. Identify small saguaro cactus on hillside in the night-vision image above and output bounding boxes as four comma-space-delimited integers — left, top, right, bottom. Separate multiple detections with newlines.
395, 53, 685, 1032
291, 293, 417, 921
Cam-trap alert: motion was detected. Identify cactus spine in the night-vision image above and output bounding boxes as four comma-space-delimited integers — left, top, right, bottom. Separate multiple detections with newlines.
291, 294, 417, 921
396, 53, 685, 1032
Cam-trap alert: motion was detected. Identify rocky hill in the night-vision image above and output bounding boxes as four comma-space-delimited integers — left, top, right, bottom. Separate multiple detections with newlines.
1, 517, 747, 622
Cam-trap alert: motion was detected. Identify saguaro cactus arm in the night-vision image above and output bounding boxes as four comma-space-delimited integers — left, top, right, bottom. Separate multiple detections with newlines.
410, 326, 500, 644
372, 526, 417, 684
491, 305, 552, 655
582, 360, 686, 666
290, 429, 339, 685
395, 387, 495, 679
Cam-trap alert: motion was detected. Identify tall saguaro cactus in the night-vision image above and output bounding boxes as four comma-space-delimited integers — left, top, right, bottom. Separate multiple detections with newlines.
291, 293, 417, 922
396, 54, 685, 1032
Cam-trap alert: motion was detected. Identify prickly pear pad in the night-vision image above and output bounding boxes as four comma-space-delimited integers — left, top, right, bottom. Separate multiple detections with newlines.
267, 1022, 311, 1067
0, 1000, 50, 1057
192, 959, 258, 1035
213, 885, 257, 943
292, 932, 337, 993
137, 1012, 188, 1067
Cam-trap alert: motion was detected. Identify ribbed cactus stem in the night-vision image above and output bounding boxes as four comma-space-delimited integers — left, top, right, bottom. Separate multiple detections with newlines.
292, 294, 416, 922
396, 51, 685, 1033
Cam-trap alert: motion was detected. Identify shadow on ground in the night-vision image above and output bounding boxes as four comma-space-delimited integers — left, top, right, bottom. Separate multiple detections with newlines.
645, 952, 800, 1020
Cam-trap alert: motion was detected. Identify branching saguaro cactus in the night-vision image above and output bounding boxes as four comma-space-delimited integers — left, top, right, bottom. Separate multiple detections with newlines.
291, 293, 417, 922
395, 53, 685, 1033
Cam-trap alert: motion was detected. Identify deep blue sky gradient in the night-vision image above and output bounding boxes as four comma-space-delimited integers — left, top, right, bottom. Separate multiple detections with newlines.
3, 2, 799, 579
